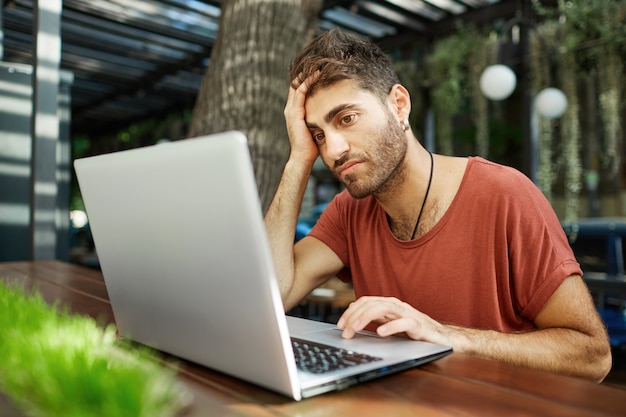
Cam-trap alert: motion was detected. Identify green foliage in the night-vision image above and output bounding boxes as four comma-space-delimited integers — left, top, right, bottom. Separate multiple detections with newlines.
558, 0, 626, 45
428, 31, 473, 117
429, 26, 492, 113
530, 0, 626, 217
425, 25, 498, 157
532, 0, 626, 71
0, 283, 189, 417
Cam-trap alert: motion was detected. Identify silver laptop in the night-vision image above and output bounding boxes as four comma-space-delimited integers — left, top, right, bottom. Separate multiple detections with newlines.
73, 130, 451, 400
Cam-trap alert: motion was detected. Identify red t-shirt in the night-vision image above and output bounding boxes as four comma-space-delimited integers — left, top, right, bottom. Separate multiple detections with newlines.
309, 157, 582, 332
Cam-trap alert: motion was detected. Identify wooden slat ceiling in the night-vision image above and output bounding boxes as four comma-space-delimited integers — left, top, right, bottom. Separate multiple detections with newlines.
1, 0, 518, 137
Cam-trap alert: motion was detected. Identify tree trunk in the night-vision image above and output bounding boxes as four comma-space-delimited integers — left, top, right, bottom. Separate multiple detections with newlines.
188, 0, 322, 212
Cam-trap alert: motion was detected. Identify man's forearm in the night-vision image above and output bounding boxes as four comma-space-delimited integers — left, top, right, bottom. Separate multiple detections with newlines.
264, 158, 313, 300
447, 325, 612, 382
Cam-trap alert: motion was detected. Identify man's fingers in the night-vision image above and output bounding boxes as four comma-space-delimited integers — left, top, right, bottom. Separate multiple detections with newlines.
338, 297, 406, 338
291, 71, 320, 93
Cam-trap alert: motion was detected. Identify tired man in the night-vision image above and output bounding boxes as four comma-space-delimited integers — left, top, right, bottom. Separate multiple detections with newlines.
264, 29, 611, 382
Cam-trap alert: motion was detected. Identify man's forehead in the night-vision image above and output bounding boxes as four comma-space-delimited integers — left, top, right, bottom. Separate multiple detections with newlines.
307, 79, 375, 107
306, 81, 384, 119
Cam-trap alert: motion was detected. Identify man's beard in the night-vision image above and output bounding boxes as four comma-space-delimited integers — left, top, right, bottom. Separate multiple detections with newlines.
330, 112, 408, 199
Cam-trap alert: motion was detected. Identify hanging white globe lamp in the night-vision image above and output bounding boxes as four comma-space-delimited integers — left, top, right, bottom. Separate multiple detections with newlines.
534, 87, 568, 119
479, 64, 517, 101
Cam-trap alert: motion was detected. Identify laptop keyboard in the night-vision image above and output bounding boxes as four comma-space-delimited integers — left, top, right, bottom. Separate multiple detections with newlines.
291, 337, 383, 374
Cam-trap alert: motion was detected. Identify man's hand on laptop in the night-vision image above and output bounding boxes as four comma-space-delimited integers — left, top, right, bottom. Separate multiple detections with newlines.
336, 296, 454, 347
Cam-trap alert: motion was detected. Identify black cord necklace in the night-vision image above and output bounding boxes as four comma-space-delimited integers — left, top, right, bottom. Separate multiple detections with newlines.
411, 151, 434, 240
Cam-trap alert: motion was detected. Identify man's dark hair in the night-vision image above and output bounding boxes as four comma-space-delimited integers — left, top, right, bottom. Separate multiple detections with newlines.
289, 29, 400, 101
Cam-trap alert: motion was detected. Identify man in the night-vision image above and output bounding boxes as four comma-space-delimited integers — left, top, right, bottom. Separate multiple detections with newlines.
264, 29, 611, 382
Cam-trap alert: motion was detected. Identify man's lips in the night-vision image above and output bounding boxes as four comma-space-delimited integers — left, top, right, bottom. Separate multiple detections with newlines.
336, 161, 361, 177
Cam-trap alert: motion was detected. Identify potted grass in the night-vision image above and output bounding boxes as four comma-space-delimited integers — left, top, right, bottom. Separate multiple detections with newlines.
0, 282, 190, 417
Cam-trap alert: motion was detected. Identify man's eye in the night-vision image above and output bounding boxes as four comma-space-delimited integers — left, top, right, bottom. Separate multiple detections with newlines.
341, 114, 355, 125
313, 133, 325, 144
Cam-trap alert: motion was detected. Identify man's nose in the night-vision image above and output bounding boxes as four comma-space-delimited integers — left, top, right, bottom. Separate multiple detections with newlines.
324, 132, 350, 162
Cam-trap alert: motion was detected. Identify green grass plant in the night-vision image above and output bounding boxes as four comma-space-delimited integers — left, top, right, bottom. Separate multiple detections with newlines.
0, 281, 190, 417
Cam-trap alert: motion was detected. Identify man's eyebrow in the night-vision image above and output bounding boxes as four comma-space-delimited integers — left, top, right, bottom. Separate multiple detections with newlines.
324, 103, 357, 124
306, 103, 359, 129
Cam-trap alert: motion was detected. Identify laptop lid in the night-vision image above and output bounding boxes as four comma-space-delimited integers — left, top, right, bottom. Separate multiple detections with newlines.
75, 131, 301, 398
74, 131, 452, 401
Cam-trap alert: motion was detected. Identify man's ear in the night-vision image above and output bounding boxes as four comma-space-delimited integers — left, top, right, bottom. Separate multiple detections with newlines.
388, 84, 411, 121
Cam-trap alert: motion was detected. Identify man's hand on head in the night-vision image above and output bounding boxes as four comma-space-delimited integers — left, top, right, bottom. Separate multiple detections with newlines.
284, 72, 321, 165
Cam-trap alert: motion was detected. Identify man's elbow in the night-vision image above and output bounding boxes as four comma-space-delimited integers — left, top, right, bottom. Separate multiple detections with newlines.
581, 332, 612, 383
589, 342, 612, 384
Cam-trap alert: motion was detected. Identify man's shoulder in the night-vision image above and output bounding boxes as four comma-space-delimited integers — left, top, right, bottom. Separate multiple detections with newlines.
469, 156, 523, 174
467, 157, 535, 188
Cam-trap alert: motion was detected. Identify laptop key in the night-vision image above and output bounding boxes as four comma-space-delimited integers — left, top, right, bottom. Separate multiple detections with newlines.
291, 337, 383, 374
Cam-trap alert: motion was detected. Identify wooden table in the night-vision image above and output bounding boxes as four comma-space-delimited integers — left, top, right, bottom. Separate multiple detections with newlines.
1, 261, 626, 417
